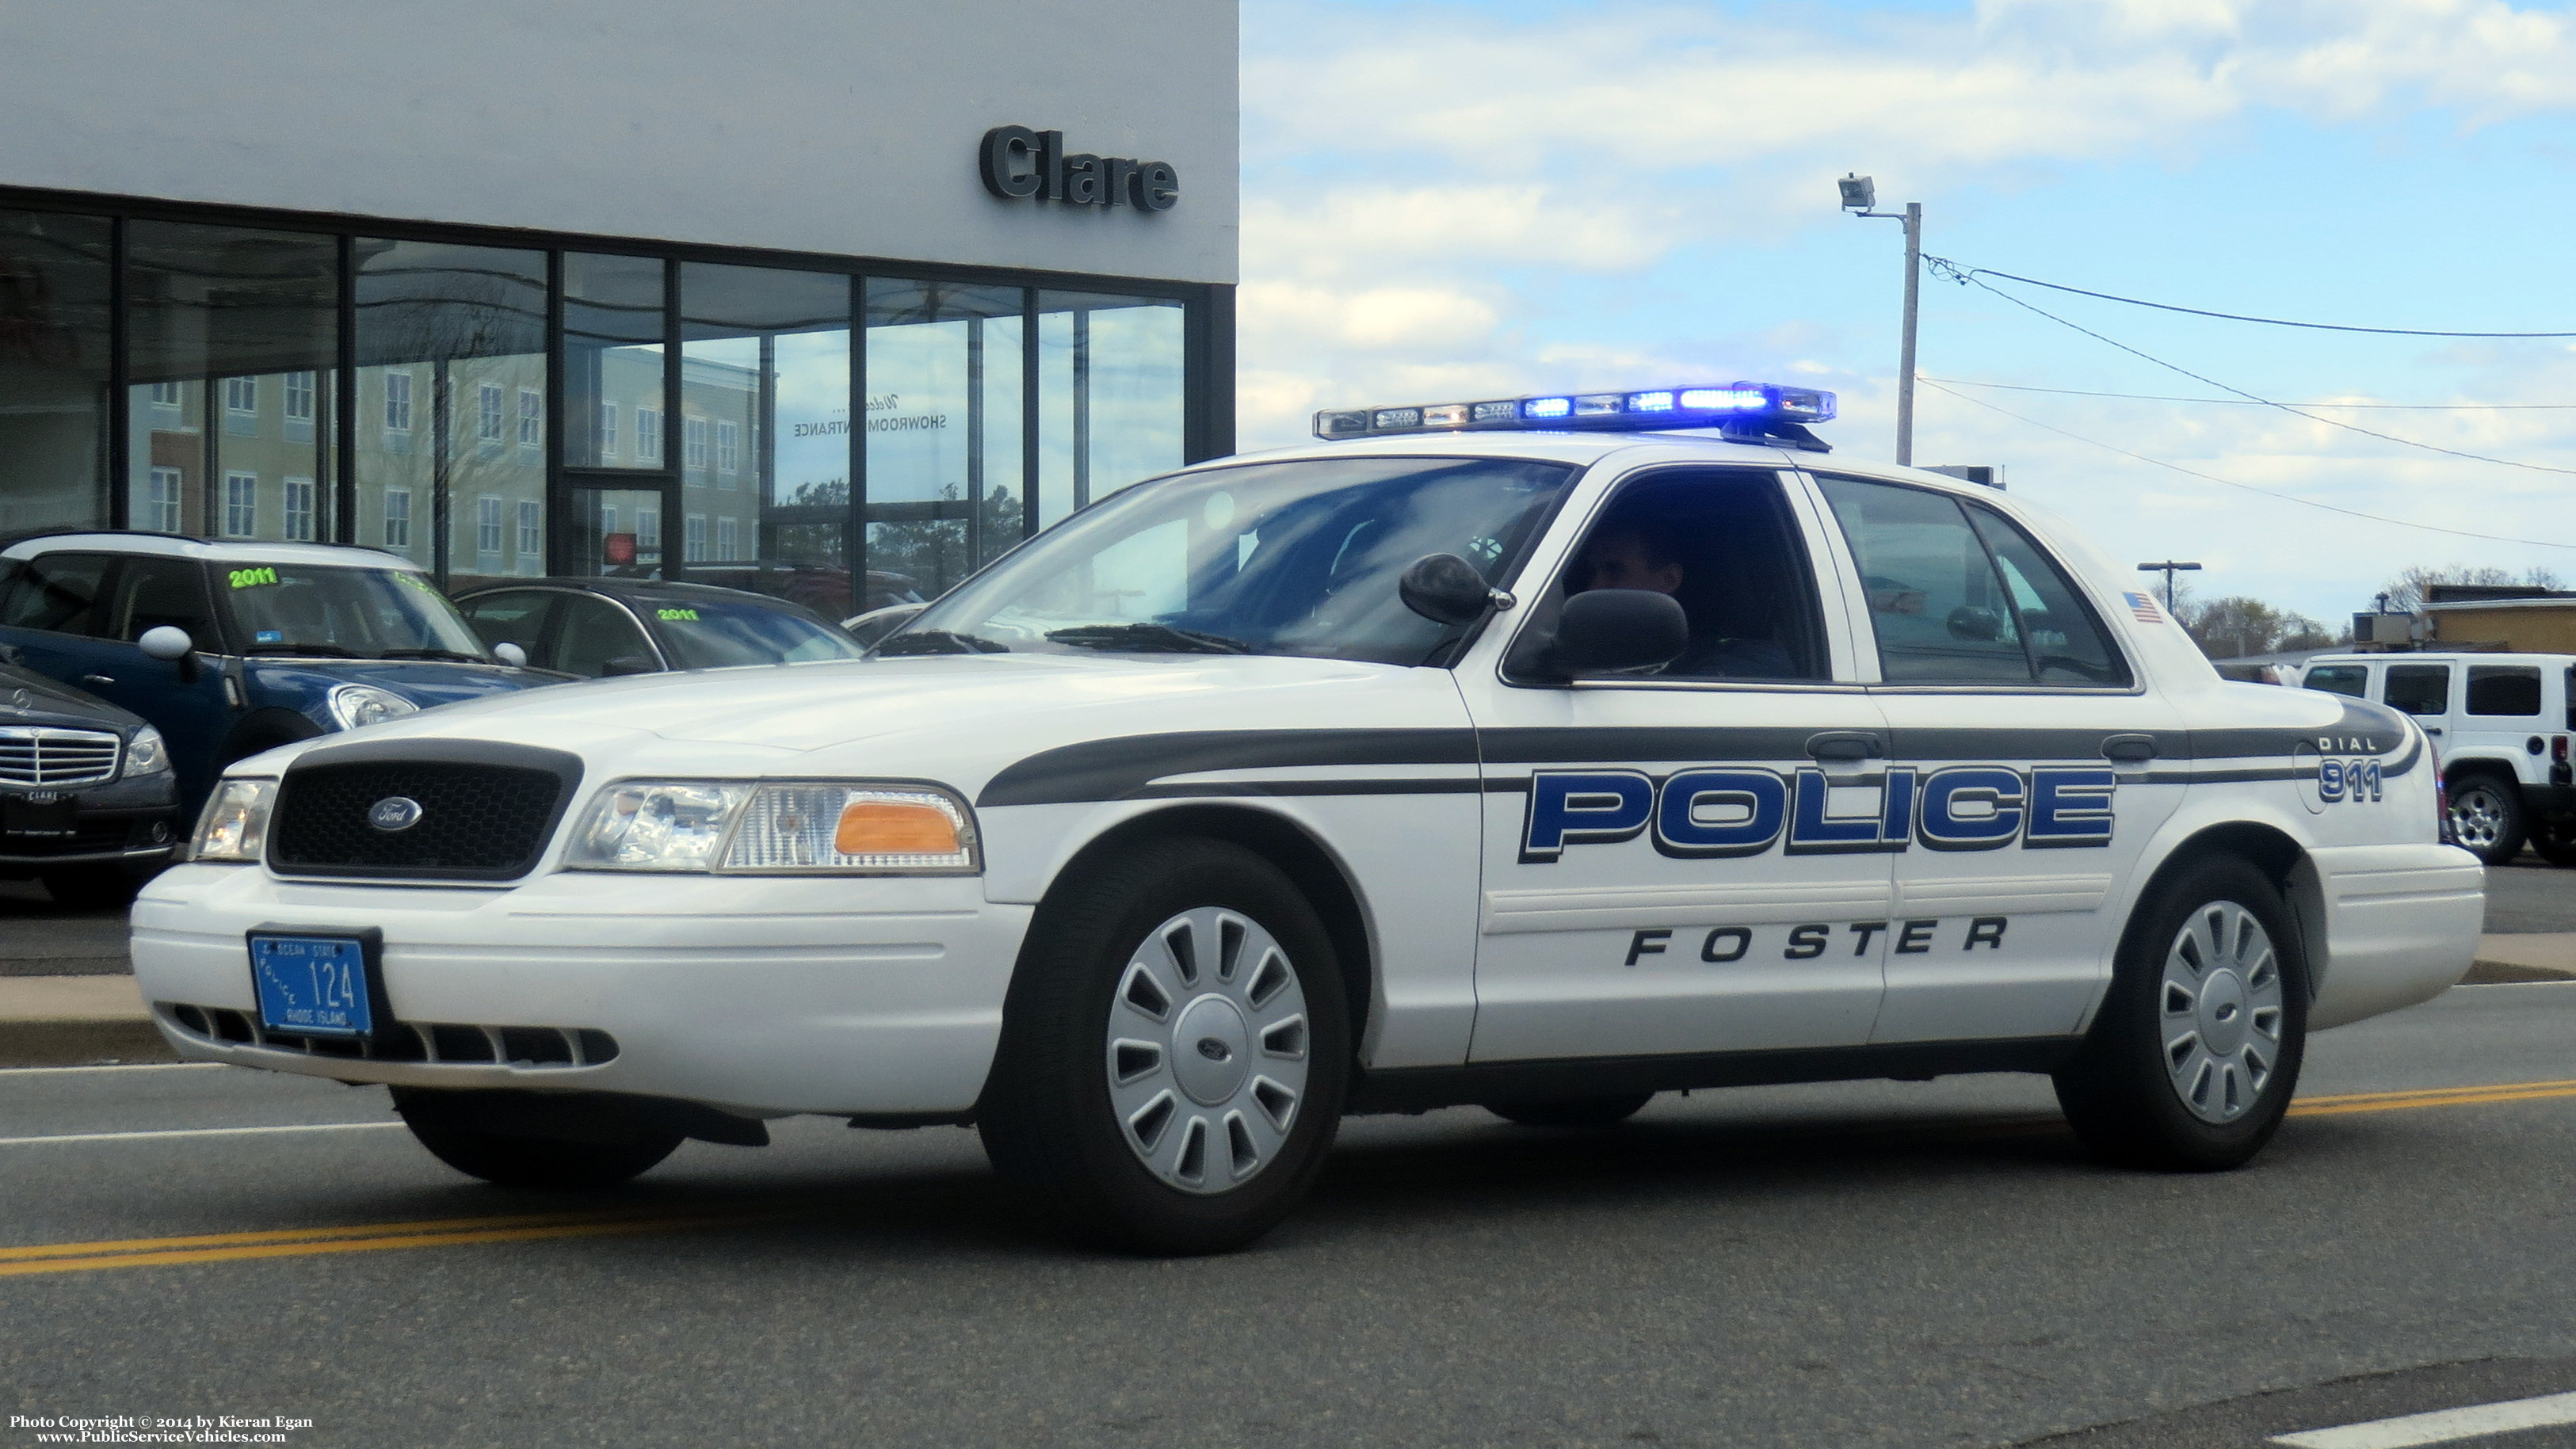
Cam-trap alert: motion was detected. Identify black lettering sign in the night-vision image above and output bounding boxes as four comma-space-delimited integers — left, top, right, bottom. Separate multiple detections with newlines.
1625, 929, 1671, 966
1895, 919, 1937, 954
1849, 921, 1888, 955
1784, 924, 1829, 960
980, 126, 1180, 212
1964, 917, 2008, 951
1700, 926, 1750, 963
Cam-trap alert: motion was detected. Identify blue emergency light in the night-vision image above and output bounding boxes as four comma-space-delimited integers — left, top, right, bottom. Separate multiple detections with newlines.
1311, 382, 1838, 451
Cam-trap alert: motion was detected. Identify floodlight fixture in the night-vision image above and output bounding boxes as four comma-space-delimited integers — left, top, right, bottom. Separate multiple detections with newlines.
1838, 173, 1876, 212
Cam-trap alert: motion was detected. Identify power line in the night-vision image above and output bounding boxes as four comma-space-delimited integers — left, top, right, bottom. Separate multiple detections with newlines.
1929, 258, 2576, 338
1919, 376, 2576, 411
1915, 378, 2576, 551
1922, 258, 2576, 479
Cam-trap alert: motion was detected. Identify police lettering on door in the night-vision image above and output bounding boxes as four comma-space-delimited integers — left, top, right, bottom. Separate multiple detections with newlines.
1519, 764, 2116, 863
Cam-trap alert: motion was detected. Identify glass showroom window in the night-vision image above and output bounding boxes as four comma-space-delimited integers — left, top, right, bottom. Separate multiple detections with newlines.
1038, 291, 1183, 532
864, 280, 1023, 607
124, 219, 336, 540
222, 471, 258, 536
356, 237, 544, 590
284, 477, 316, 542
563, 253, 665, 471
0, 208, 112, 534
679, 261, 853, 612
384, 486, 412, 551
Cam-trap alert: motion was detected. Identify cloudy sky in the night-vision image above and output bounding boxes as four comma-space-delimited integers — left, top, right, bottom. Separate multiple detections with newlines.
1235, 0, 2576, 627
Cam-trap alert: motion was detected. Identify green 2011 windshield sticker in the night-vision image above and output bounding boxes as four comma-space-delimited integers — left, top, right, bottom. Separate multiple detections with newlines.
227, 566, 280, 589
657, 608, 700, 621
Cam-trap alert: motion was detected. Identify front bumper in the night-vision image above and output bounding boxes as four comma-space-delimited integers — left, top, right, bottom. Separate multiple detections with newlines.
130, 864, 1031, 1117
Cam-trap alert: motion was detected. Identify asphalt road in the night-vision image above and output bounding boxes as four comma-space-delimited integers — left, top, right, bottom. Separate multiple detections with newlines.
6, 984, 2576, 1448
2478, 856, 2576, 933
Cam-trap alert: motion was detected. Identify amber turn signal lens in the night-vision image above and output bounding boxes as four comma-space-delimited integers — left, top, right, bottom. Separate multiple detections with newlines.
834, 800, 960, 856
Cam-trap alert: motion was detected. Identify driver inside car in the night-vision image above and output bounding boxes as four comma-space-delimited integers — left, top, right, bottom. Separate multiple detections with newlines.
1569, 522, 1796, 680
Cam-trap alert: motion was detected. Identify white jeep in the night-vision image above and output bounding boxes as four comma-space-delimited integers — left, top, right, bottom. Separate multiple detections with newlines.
2300, 652, 2576, 867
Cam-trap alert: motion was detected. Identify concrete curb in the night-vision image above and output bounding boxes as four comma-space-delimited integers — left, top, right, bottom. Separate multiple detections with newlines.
0, 1020, 179, 1068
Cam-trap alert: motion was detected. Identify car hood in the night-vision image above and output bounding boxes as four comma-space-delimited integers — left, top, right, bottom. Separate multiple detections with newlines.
265, 652, 1466, 788
0, 663, 144, 734
244, 658, 569, 708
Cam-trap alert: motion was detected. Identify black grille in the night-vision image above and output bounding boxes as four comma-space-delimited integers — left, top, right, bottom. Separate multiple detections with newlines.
269, 741, 581, 881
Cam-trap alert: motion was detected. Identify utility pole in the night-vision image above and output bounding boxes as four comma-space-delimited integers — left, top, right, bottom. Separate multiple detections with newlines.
2137, 560, 2202, 613
1840, 176, 1922, 465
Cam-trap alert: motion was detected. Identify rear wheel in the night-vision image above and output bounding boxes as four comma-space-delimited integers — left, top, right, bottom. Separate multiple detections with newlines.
1484, 1093, 1655, 1128
979, 837, 1349, 1256
2528, 820, 2576, 867
2055, 855, 2307, 1173
2448, 774, 2528, 866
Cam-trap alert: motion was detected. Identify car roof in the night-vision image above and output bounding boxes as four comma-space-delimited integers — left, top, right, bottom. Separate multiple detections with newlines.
0, 532, 422, 570
452, 577, 826, 611
2305, 652, 2576, 665
1198, 430, 2003, 503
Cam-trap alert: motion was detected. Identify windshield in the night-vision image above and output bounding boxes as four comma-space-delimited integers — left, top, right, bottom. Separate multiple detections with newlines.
881, 456, 1578, 665
651, 597, 868, 670
219, 564, 490, 662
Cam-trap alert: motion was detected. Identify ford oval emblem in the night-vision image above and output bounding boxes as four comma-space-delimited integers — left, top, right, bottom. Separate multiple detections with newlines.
368, 796, 425, 833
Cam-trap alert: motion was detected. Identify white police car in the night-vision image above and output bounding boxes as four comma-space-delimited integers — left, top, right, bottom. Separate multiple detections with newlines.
131, 382, 2483, 1253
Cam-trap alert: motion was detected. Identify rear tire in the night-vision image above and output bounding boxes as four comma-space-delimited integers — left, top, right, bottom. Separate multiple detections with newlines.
395, 1096, 681, 1190
2529, 820, 2576, 868
1484, 1093, 1655, 1128
979, 837, 1349, 1256
2055, 855, 2307, 1173
2448, 773, 2528, 866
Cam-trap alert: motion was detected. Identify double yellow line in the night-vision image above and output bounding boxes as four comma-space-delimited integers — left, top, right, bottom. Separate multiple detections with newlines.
2288, 1076, 2576, 1118
8, 1077, 2575, 1279
0, 1203, 800, 1279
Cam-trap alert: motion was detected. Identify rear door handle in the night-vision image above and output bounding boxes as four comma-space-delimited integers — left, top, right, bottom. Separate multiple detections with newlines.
2101, 734, 2158, 764
1805, 731, 1884, 763
77, 673, 114, 688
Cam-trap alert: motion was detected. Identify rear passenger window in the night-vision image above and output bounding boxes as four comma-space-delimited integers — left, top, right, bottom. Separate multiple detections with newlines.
0, 553, 113, 636
1817, 476, 2127, 686
2304, 665, 2368, 698
2383, 664, 2451, 716
2467, 665, 2543, 717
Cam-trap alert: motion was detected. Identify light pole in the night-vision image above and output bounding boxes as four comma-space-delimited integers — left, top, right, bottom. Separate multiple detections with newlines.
1840, 173, 1922, 466
2137, 560, 2202, 613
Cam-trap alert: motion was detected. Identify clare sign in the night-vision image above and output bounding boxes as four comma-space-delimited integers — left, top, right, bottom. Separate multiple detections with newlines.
979, 127, 1178, 212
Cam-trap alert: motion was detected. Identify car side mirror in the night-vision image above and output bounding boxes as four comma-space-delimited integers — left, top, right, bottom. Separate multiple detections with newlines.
137, 626, 193, 662
1548, 589, 1689, 675
601, 654, 659, 677
492, 641, 529, 669
845, 602, 927, 648
1398, 553, 1503, 627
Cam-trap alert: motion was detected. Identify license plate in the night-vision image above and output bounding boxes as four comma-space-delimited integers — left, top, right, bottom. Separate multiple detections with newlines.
249, 933, 376, 1038
2, 795, 78, 839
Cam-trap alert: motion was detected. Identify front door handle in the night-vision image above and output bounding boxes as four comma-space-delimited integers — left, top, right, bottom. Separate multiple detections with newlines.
77, 673, 114, 688
1805, 731, 1884, 763
2425, 726, 2444, 735
2101, 734, 2158, 764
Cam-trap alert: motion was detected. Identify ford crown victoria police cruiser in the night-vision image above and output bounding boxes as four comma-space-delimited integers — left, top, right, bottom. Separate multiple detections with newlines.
131, 383, 2484, 1254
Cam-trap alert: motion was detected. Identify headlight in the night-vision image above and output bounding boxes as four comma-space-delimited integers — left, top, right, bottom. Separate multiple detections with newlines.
327, 684, 421, 730
563, 780, 979, 875
122, 726, 170, 778
191, 778, 277, 863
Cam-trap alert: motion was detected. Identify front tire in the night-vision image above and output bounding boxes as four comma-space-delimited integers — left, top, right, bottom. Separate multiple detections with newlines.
979, 837, 1349, 1255
2055, 855, 2307, 1173
40, 866, 140, 912
2448, 774, 2528, 866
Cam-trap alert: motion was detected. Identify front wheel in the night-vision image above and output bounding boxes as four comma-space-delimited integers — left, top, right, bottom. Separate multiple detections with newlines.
979, 837, 1349, 1255
2448, 774, 2528, 866
2055, 855, 2307, 1173
40, 867, 140, 912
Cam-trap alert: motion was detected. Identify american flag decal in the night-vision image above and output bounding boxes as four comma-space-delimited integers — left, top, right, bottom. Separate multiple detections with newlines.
2124, 591, 2164, 624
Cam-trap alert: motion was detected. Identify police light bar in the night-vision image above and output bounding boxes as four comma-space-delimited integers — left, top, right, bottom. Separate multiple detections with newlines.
1311, 383, 1838, 443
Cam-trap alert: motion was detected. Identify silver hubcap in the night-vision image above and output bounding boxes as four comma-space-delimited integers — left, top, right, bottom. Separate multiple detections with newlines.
1106, 906, 1311, 1195
2160, 900, 2285, 1124
2451, 784, 2506, 848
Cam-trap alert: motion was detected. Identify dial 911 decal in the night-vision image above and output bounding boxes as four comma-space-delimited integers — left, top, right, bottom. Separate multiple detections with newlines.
1521, 766, 2115, 864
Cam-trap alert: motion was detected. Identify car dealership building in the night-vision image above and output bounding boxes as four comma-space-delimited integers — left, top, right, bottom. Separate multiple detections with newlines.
0, 1, 1237, 614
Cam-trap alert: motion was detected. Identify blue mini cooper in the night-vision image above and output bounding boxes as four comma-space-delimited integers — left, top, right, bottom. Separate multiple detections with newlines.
0, 533, 566, 816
